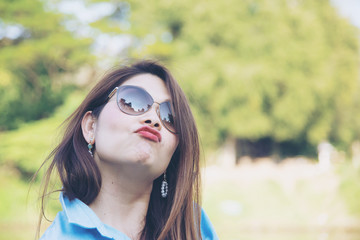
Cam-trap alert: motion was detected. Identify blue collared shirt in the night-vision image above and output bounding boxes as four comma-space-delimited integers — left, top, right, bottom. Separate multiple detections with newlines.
40, 192, 218, 240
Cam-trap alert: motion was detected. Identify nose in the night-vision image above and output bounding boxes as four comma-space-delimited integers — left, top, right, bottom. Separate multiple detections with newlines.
140, 104, 162, 130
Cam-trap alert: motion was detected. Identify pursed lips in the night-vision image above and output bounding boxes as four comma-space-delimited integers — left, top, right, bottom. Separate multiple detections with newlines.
135, 126, 162, 142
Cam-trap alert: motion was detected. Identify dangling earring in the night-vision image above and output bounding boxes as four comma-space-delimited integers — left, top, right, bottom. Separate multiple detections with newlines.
161, 172, 168, 198
88, 137, 94, 157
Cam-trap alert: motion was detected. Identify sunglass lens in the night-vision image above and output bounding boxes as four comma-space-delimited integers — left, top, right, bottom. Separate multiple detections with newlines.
159, 102, 176, 133
118, 86, 153, 115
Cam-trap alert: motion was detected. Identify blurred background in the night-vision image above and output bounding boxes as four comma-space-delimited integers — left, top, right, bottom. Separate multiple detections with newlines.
0, 0, 360, 239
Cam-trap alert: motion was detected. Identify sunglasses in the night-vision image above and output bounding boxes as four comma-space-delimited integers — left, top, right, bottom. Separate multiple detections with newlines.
108, 85, 177, 134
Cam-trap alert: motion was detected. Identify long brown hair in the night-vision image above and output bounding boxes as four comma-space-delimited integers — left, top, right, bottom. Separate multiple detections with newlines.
35, 60, 202, 239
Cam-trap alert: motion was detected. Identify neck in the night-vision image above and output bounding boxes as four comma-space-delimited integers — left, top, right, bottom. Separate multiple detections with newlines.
89, 161, 154, 240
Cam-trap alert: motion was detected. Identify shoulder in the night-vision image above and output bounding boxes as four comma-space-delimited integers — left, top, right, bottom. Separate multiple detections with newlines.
200, 208, 219, 240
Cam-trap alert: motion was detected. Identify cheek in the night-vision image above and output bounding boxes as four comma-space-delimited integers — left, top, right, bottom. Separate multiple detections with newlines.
162, 134, 179, 161
98, 106, 120, 128
96, 103, 132, 134
94, 105, 130, 150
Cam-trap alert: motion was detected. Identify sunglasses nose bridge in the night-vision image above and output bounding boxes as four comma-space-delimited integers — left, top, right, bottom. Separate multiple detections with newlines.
147, 102, 168, 130
142, 101, 162, 126
152, 102, 161, 120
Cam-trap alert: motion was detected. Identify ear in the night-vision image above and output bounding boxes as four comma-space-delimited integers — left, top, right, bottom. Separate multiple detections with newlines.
81, 111, 96, 144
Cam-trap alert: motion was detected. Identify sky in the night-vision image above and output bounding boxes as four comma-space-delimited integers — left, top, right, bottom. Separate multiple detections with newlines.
331, 0, 360, 29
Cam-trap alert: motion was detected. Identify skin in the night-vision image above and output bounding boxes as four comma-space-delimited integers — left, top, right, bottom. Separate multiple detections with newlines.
81, 74, 179, 239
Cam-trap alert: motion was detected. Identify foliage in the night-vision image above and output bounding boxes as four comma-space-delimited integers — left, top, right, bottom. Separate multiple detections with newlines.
0, 90, 85, 176
88, 0, 360, 153
0, 0, 93, 130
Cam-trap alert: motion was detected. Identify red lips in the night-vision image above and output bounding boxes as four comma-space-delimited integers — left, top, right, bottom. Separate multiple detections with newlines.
135, 126, 162, 142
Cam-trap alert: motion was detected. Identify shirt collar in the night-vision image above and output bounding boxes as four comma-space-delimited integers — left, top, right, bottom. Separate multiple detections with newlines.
60, 192, 129, 239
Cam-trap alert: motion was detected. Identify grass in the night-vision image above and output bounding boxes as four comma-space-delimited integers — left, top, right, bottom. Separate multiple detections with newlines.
338, 164, 360, 217
202, 162, 360, 240
1, 159, 360, 240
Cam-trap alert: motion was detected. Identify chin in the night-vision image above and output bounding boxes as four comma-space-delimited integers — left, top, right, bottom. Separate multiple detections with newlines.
133, 150, 152, 164
134, 157, 152, 165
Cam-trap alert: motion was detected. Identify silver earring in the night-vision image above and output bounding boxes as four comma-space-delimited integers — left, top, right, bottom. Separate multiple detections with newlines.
161, 172, 168, 198
88, 138, 93, 157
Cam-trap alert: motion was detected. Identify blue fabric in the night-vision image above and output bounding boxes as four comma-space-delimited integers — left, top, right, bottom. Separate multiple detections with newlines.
40, 192, 219, 240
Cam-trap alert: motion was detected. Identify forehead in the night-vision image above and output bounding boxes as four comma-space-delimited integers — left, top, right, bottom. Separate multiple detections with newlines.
121, 74, 171, 102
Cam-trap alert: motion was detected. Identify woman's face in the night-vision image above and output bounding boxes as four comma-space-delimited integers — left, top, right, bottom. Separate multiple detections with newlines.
93, 74, 179, 181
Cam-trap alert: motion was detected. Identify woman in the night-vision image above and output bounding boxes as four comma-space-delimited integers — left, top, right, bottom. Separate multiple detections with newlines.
37, 60, 218, 239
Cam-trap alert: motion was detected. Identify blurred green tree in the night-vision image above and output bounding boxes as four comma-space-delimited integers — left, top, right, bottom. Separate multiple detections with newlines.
48, 0, 360, 155
0, 0, 93, 130
115, 0, 359, 155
